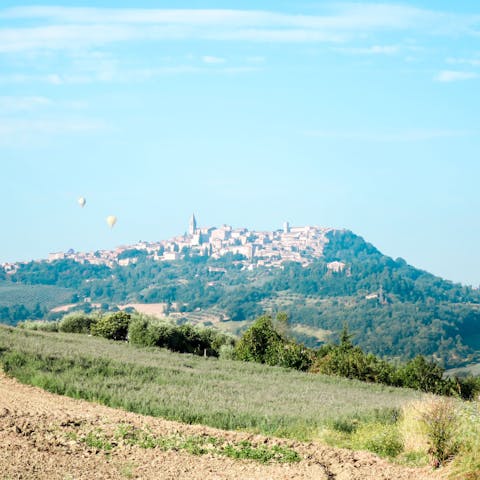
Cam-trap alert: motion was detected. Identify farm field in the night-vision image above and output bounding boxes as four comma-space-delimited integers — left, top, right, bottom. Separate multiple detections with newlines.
0, 326, 422, 439
1, 325, 479, 479
0, 282, 74, 309
0, 369, 441, 480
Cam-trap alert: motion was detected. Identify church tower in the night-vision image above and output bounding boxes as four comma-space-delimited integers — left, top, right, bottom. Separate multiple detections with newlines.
189, 213, 197, 235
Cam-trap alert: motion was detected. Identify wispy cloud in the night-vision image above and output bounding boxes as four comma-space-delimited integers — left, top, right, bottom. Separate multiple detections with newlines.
435, 70, 479, 82
202, 56, 225, 64
0, 118, 108, 135
446, 57, 480, 67
0, 96, 51, 111
0, 65, 261, 85
304, 129, 474, 142
0, 5, 434, 29
335, 45, 400, 55
0, 117, 109, 147
0, 4, 478, 52
0, 25, 149, 53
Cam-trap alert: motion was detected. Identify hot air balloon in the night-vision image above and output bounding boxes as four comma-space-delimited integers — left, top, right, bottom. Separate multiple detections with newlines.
78, 196, 86, 208
106, 215, 117, 228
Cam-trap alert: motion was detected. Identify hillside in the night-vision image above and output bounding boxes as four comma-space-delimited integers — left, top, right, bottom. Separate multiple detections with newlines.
2, 228, 480, 367
0, 325, 443, 480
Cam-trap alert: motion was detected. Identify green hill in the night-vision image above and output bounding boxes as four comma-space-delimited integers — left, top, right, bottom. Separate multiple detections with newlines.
2, 229, 480, 367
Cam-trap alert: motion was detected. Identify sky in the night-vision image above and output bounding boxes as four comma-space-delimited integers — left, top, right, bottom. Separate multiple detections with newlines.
1, 1, 480, 286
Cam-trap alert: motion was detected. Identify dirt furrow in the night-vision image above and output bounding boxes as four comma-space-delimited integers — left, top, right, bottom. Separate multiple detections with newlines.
0, 372, 444, 480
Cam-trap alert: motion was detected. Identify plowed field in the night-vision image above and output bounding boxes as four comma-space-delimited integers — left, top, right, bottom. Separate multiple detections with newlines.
0, 372, 444, 480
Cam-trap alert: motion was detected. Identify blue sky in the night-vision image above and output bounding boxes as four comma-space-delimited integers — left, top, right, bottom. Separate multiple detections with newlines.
1, 1, 480, 285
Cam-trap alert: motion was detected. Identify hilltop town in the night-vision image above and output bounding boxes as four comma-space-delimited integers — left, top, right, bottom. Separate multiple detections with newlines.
2, 216, 345, 273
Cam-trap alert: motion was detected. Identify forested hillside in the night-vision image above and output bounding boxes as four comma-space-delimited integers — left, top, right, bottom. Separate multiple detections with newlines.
2, 229, 480, 367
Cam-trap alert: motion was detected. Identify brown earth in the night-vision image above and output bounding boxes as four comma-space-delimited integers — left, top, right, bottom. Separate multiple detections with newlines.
119, 303, 167, 317
0, 372, 446, 480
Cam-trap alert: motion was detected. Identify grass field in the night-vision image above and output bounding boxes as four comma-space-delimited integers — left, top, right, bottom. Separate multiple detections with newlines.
0, 282, 74, 309
0, 325, 421, 440
1, 325, 479, 477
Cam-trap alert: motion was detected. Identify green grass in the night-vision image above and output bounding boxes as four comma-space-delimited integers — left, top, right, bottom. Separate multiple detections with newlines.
0, 326, 422, 440
71, 423, 301, 463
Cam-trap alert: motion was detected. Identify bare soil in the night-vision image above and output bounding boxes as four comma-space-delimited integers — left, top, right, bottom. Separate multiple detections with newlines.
0, 372, 445, 480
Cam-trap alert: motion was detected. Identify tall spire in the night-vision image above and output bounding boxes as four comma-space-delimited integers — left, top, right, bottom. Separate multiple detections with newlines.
189, 213, 197, 235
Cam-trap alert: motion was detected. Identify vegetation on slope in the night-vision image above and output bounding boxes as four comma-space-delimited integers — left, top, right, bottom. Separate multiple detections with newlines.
0, 326, 418, 439
2, 230, 480, 366
1, 324, 479, 477
16, 311, 480, 400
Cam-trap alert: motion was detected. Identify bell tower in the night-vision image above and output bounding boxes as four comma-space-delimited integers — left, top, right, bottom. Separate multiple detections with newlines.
189, 213, 197, 235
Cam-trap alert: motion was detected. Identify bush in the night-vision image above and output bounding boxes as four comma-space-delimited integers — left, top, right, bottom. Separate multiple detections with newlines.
311, 325, 396, 384
265, 341, 313, 371
59, 312, 97, 334
397, 356, 451, 394
452, 401, 480, 479
219, 344, 236, 360
352, 423, 403, 458
235, 315, 283, 363
235, 314, 313, 370
91, 312, 131, 341
128, 316, 235, 357
128, 316, 161, 347
16, 320, 59, 332
420, 397, 459, 467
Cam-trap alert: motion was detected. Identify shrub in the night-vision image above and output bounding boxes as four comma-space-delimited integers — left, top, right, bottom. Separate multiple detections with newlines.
16, 320, 59, 332
397, 356, 452, 395
59, 312, 97, 334
128, 316, 161, 347
91, 311, 131, 341
195, 328, 235, 357
311, 325, 396, 384
352, 423, 404, 458
399, 401, 430, 456
219, 344, 236, 360
235, 315, 283, 363
128, 316, 234, 357
420, 397, 459, 467
265, 341, 313, 371
451, 401, 480, 479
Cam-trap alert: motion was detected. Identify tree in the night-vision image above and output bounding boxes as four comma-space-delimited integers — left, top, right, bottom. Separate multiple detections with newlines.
235, 315, 282, 363
339, 323, 354, 351
91, 311, 131, 341
398, 356, 449, 394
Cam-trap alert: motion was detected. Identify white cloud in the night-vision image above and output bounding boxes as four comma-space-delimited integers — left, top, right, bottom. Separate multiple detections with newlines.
335, 45, 400, 55
435, 70, 478, 82
47, 73, 63, 85
0, 117, 110, 147
0, 4, 478, 52
0, 25, 146, 53
202, 56, 225, 64
0, 96, 51, 111
221, 66, 259, 74
0, 118, 108, 135
304, 129, 474, 142
0, 6, 433, 29
0, 65, 260, 85
446, 57, 480, 67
